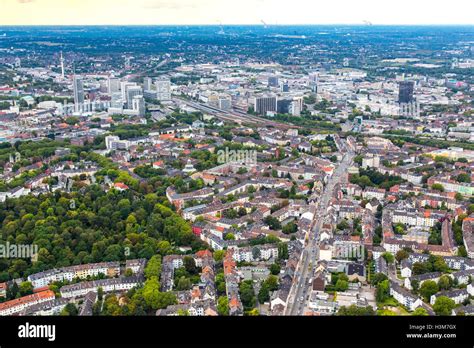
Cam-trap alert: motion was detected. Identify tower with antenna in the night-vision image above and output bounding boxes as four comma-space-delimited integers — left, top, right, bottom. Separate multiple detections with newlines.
60, 51, 65, 79
217, 21, 225, 35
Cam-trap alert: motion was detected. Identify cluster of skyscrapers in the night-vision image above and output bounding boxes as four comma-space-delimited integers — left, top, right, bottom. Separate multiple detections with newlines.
71, 74, 172, 117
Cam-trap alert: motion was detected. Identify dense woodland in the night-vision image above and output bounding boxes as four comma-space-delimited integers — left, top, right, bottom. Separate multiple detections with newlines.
0, 186, 206, 282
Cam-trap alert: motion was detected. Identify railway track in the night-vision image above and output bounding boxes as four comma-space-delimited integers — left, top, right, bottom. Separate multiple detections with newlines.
174, 97, 299, 130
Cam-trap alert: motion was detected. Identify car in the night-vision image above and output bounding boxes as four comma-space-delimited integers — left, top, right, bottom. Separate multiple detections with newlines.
300, 296, 304, 301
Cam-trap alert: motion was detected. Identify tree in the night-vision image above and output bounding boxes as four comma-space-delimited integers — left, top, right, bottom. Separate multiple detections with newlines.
376, 280, 390, 302
432, 258, 449, 273
282, 221, 298, 234
419, 280, 439, 302
371, 273, 388, 286
337, 219, 350, 231
144, 255, 162, 279
239, 280, 256, 310
456, 173, 471, 183
258, 275, 278, 303
433, 296, 456, 316
176, 276, 192, 291
213, 250, 225, 263
142, 277, 176, 310
337, 305, 375, 316
252, 247, 261, 261
412, 307, 429, 316
177, 309, 189, 316
270, 263, 281, 275
395, 249, 409, 263
6, 282, 19, 299
265, 275, 279, 291
183, 256, 198, 275
437, 275, 452, 291
142, 277, 161, 309
217, 296, 229, 316
258, 286, 270, 303
98, 286, 104, 301
335, 279, 349, 292
224, 233, 235, 241
60, 303, 78, 316
431, 183, 444, 192
157, 240, 172, 255
413, 262, 430, 275
382, 252, 395, 264
246, 308, 259, 316
264, 216, 282, 230
18, 281, 33, 296
469, 204, 474, 215
278, 243, 289, 260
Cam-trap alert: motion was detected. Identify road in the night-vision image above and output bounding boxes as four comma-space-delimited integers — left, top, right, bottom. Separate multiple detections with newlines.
285, 141, 355, 315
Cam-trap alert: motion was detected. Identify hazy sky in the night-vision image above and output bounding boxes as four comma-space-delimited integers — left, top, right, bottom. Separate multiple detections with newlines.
1, 0, 473, 25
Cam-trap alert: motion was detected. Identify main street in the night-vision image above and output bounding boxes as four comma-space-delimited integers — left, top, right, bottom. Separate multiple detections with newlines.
285, 141, 355, 315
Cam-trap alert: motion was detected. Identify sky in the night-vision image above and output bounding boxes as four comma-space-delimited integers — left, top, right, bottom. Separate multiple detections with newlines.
1, 0, 473, 26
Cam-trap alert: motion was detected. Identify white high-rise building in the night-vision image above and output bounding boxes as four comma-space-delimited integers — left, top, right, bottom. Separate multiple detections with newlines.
60, 51, 65, 79
120, 82, 136, 101
155, 77, 171, 101
290, 97, 303, 116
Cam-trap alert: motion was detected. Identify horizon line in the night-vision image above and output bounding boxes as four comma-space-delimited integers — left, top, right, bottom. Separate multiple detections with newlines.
1, 23, 474, 27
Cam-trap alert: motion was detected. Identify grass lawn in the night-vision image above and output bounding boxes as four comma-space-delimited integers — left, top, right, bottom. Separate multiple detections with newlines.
378, 306, 410, 316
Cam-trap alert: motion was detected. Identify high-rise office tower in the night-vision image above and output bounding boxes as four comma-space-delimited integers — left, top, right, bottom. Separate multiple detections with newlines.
120, 82, 136, 101
218, 95, 232, 110
277, 98, 292, 114
111, 92, 124, 108
280, 82, 289, 92
309, 73, 318, 94
73, 75, 84, 104
290, 97, 303, 116
155, 77, 171, 101
399, 81, 414, 103
108, 77, 120, 94
254, 95, 277, 115
268, 76, 279, 88
132, 95, 146, 117
144, 77, 153, 91
126, 86, 143, 109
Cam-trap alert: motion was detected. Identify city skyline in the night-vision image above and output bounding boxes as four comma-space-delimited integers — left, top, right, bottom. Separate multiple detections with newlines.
1, 0, 474, 26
